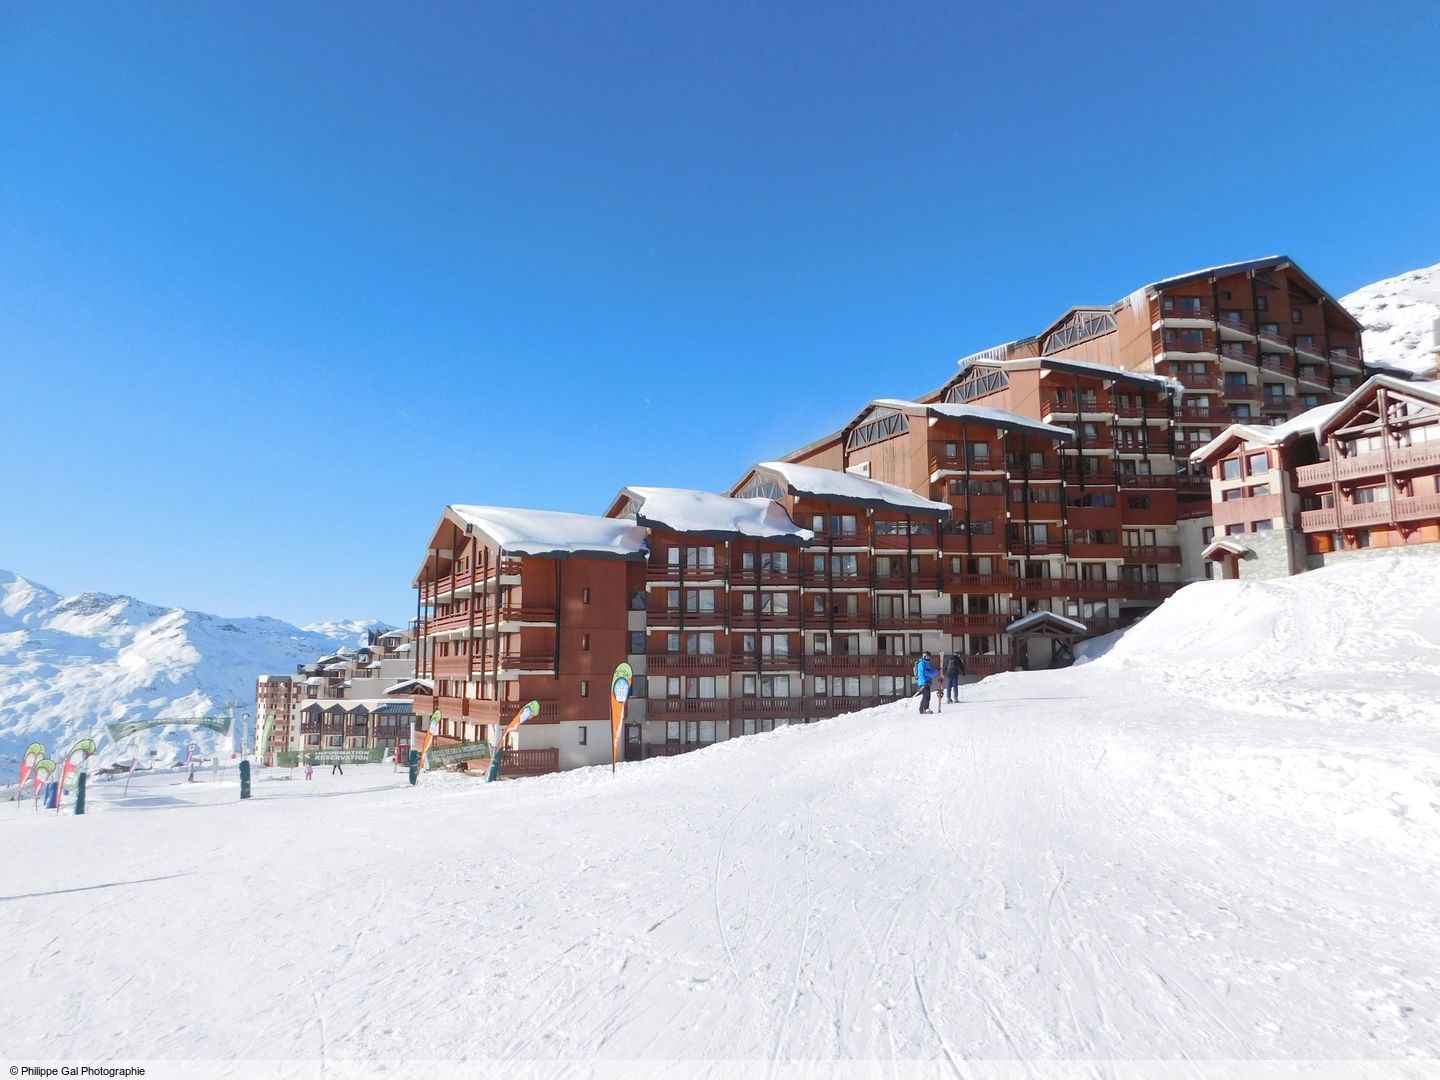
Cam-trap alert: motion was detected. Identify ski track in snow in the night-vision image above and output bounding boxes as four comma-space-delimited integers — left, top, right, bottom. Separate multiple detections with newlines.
3, 556, 1440, 1075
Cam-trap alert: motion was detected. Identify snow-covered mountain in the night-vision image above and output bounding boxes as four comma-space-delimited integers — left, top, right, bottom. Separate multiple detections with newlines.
1341, 261, 1440, 377
301, 618, 394, 645
0, 570, 379, 767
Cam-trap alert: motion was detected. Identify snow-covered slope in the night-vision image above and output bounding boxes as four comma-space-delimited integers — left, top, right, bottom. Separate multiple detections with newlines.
5, 554, 1438, 1071
0, 570, 376, 765
301, 617, 394, 645
1341, 261, 1440, 377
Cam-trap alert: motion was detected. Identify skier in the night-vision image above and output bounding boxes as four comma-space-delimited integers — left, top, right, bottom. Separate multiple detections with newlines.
331, 760, 344, 776
913, 651, 938, 714
304, 761, 314, 781
944, 650, 966, 703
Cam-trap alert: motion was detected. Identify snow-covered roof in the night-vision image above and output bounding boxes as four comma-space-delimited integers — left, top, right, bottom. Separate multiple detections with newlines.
300, 699, 416, 714
1189, 401, 1345, 464
1145, 256, 1286, 292
304, 676, 325, 685
384, 678, 434, 695
1202, 540, 1254, 561
446, 505, 650, 560
616, 487, 813, 543
751, 461, 950, 515
868, 399, 1075, 441
1006, 611, 1089, 635
1037, 357, 1185, 398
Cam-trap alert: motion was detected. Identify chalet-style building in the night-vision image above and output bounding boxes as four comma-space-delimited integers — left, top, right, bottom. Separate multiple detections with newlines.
409, 505, 649, 773
1191, 376, 1440, 578
398, 255, 1399, 774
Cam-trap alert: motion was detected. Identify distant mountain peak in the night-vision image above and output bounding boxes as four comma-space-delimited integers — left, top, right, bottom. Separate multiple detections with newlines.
1341, 261, 1440, 377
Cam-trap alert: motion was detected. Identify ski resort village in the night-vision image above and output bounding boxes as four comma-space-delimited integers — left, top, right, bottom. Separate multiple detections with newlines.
6, 8, 1440, 1073
4, 254, 1440, 1078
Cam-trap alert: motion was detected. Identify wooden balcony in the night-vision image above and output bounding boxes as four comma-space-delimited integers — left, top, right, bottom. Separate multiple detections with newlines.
1158, 337, 1218, 355
493, 748, 560, 778
1305, 443, 1440, 483
1123, 544, 1183, 563
728, 567, 801, 586
1010, 539, 1065, 556
874, 613, 945, 631
1258, 355, 1296, 378
1114, 435, 1172, 455
930, 454, 1003, 474
943, 613, 1009, 633
648, 653, 732, 673
648, 698, 731, 719
805, 654, 877, 673
1328, 350, 1363, 370
1158, 299, 1215, 321
1177, 405, 1229, 423
420, 559, 523, 602
1170, 371, 1220, 391
1301, 494, 1440, 531
945, 572, 1015, 593
874, 572, 941, 591
732, 698, 805, 719
1009, 500, 1063, 521
1221, 384, 1263, 401
498, 652, 557, 671
872, 531, 941, 551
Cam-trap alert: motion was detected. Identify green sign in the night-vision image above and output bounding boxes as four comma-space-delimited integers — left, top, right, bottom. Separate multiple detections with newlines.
107, 715, 234, 741
305, 748, 381, 765
427, 741, 491, 769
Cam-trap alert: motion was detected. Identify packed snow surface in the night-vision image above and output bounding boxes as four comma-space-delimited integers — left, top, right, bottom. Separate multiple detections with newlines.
1341, 261, 1440, 377
0, 570, 368, 764
4, 556, 1439, 1078
446, 504, 650, 559
620, 486, 813, 542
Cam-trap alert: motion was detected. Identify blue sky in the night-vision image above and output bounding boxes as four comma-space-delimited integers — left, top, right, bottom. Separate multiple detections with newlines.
4, 1, 1438, 626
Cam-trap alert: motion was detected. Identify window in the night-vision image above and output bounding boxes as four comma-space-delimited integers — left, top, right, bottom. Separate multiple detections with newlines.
1246, 452, 1268, 474
1253, 521, 1274, 532
1255, 295, 1268, 311
578, 726, 588, 745
829, 514, 858, 535
1354, 485, 1389, 504
582, 588, 591, 604
685, 632, 716, 655
581, 634, 590, 651
686, 546, 716, 570
685, 590, 716, 614
1127, 495, 1150, 510
629, 631, 645, 654
1248, 484, 1271, 497
1292, 309, 1304, 324
666, 589, 680, 612
685, 677, 716, 699
580, 681, 590, 698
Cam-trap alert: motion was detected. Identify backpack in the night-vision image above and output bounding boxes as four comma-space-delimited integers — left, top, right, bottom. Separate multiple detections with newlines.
913, 658, 925, 685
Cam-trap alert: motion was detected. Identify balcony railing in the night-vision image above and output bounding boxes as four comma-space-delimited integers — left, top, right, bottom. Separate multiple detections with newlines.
1123, 544, 1183, 563
1158, 337, 1217, 355
943, 613, 1009, 633
946, 572, 1015, 592
872, 532, 941, 551
1220, 384, 1263, 401
1171, 371, 1221, 390
420, 559, 523, 602
728, 567, 801, 586
646, 654, 732, 673
963, 655, 1014, 676
809, 696, 879, 718
1158, 300, 1214, 321
1328, 350, 1362, 369
648, 698, 731, 718
732, 698, 805, 719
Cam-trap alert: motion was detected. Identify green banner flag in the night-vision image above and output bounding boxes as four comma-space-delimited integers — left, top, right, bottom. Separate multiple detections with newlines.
426, 741, 492, 769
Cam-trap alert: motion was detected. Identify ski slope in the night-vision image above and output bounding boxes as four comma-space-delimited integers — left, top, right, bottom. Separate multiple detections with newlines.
4, 556, 1439, 1079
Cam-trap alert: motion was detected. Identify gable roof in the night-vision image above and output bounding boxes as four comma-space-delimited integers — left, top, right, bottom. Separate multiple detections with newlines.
443, 505, 649, 561
744, 461, 950, 515
610, 486, 813, 544
1006, 611, 1088, 635
865, 398, 1075, 441
1314, 375, 1440, 438
1189, 401, 1345, 464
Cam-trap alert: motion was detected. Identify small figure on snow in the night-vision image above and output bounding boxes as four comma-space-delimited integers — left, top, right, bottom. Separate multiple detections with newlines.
332, 761, 344, 776
304, 761, 314, 781
914, 651, 937, 713
944, 651, 966, 703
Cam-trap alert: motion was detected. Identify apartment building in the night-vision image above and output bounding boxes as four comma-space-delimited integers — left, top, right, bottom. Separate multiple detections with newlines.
254, 628, 420, 763
409, 505, 649, 773
401, 255, 1379, 771
1193, 376, 1440, 578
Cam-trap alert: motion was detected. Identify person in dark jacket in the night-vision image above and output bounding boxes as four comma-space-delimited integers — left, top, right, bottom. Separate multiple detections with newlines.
914, 652, 937, 713
944, 651, 965, 703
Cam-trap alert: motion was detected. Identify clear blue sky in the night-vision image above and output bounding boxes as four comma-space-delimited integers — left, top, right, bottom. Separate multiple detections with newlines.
4, 1, 1438, 626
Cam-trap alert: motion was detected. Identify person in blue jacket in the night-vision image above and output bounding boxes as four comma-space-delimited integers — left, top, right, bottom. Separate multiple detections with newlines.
914, 651, 938, 713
